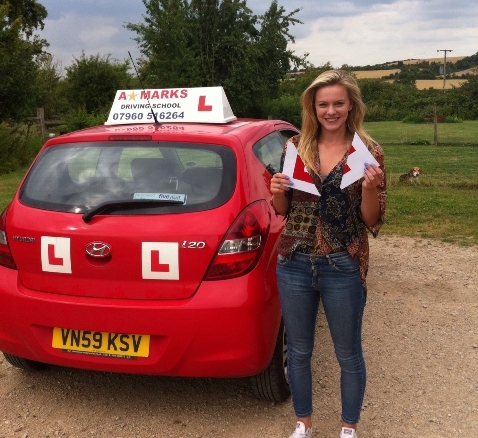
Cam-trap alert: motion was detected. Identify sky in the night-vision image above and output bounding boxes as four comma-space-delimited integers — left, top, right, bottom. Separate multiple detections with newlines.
37, 0, 478, 72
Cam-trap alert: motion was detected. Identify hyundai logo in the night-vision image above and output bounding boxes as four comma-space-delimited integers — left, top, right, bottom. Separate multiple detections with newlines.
85, 242, 112, 258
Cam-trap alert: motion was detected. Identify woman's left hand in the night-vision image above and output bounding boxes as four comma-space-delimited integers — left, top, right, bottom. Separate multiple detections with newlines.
362, 163, 385, 191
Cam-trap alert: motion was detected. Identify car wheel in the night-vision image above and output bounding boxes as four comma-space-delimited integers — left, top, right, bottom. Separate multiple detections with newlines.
250, 319, 290, 402
2, 353, 50, 371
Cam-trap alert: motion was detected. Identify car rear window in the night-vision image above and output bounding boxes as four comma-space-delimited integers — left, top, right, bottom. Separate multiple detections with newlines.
253, 130, 298, 175
20, 141, 236, 215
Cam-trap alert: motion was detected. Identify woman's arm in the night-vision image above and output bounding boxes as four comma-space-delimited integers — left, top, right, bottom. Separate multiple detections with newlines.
270, 173, 292, 216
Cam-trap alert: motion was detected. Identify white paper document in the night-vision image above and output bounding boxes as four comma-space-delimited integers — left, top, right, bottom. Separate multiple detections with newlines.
282, 141, 320, 196
340, 133, 380, 189
282, 134, 380, 195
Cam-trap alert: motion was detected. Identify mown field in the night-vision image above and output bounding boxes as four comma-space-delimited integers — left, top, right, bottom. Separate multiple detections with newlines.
1, 121, 477, 245
365, 120, 478, 146
365, 121, 478, 245
401, 56, 465, 65
352, 71, 467, 90
352, 69, 400, 79
415, 79, 467, 90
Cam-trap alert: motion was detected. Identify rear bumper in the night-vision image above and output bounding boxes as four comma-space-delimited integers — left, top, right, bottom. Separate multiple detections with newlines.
0, 267, 281, 377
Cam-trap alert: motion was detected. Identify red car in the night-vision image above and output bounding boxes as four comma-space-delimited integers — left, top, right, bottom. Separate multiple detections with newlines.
0, 87, 298, 401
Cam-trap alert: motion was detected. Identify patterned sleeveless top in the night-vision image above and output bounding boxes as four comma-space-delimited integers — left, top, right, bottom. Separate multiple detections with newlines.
273, 135, 387, 289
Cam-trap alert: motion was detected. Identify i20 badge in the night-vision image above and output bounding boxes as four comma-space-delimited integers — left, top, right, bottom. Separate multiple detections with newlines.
85, 242, 112, 258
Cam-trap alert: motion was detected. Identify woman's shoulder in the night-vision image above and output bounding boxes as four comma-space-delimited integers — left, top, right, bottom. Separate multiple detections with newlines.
283, 133, 301, 151
367, 139, 384, 158
289, 134, 300, 145
357, 131, 383, 158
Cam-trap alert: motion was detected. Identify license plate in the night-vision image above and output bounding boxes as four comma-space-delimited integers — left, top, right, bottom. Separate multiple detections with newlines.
52, 328, 150, 358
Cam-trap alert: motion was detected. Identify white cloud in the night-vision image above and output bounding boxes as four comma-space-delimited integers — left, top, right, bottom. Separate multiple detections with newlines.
37, 0, 477, 70
289, 0, 477, 67
77, 18, 118, 46
41, 12, 140, 67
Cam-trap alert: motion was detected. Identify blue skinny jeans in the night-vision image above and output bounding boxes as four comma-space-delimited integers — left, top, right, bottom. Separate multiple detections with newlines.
276, 251, 366, 424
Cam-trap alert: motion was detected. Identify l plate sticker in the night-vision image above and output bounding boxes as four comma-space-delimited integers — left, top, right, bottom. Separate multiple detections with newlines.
41, 236, 72, 274
142, 242, 179, 280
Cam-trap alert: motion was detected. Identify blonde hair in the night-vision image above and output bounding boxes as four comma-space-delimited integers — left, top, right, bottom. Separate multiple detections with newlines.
297, 69, 374, 174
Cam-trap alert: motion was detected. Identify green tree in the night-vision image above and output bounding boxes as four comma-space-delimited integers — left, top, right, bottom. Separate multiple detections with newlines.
128, 0, 199, 88
0, 4, 45, 121
446, 73, 478, 119
358, 78, 418, 121
33, 52, 65, 117
455, 52, 478, 71
391, 65, 419, 86
127, 0, 305, 117
0, 0, 47, 36
63, 53, 133, 115
239, 0, 303, 114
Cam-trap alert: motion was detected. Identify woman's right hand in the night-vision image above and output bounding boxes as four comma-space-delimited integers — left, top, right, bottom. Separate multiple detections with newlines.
270, 173, 293, 195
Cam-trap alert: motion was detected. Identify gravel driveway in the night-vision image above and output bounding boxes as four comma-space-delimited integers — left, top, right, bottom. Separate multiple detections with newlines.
1, 236, 477, 438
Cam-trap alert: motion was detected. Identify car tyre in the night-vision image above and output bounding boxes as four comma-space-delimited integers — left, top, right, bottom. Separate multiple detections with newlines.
2, 353, 50, 371
250, 319, 290, 402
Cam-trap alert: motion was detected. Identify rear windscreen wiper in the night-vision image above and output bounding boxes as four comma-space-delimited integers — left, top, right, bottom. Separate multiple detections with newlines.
82, 199, 184, 223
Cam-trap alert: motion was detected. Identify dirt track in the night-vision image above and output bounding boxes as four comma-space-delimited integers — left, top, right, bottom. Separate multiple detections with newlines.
1, 236, 477, 438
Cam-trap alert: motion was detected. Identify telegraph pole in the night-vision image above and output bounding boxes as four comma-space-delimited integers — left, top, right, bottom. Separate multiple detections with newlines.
437, 49, 452, 92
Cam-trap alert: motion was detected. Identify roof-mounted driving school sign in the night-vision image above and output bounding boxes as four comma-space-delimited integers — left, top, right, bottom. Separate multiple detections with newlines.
105, 86, 236, 125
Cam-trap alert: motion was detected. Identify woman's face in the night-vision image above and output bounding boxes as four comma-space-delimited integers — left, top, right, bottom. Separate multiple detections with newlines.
314, 84, 353, 134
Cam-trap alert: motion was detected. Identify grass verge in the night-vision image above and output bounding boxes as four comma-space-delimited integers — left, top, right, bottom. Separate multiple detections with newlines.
364, 120, 478, 146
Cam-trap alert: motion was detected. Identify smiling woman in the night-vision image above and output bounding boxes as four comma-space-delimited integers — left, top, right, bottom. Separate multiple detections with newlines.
269, 69, 386, 438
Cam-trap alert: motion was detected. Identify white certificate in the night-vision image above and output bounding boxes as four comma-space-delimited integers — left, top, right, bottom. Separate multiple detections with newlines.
282, 133, 380, 195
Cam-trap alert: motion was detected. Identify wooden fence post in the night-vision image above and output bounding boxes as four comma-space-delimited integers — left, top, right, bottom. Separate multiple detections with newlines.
28, 108, 65, 142
37, 108, 46, 143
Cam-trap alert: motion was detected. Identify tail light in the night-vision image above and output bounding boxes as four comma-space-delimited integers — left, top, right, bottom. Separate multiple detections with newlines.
0, 207, 17, 270
205, 200, 270, 280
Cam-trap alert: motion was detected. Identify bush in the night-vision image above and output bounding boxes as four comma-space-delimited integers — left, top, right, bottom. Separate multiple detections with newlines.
402, 114, 428, 124
409, 138, 430, 145
264, 94, 302, 127
0, 122, 43, 174
64, 109, 107, 132
445, 116, 464, 123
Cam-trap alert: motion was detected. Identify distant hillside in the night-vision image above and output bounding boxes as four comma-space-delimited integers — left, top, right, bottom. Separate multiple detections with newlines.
394, 56, 466, 65
351, 52, 477, 90
352, 53, 476, 70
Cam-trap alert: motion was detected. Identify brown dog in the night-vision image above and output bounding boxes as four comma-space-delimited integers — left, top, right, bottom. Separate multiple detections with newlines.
399, 167, 422, 182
